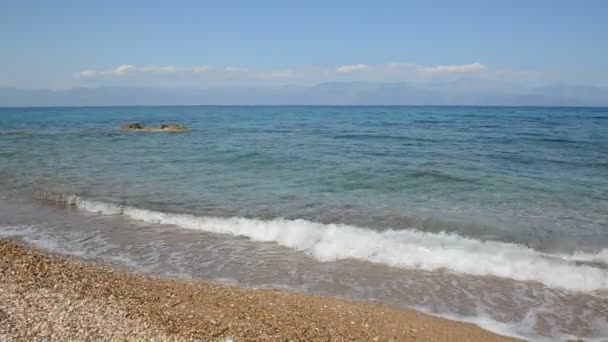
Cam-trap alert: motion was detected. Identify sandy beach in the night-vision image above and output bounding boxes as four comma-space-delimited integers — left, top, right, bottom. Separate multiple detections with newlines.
0, 239, 518, 341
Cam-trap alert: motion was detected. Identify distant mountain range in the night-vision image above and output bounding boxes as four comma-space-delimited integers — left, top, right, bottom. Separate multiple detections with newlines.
1, 82, 607, 107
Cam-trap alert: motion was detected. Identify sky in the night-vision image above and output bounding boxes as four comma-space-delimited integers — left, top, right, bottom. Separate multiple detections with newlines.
1, 0, 607, 105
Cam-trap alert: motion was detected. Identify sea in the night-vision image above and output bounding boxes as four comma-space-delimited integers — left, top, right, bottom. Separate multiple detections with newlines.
1, 106, 607, 341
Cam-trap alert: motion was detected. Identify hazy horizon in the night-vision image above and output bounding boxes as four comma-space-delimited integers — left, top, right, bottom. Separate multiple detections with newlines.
2, 82, 608, 107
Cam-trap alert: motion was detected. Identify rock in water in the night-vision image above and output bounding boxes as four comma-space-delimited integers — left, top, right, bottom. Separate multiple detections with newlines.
158, 124, 187, 131
120, 123, 143, 130
119, 123, 188, 132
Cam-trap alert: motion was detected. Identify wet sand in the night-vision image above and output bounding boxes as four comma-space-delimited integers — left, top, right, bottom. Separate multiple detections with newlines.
0, 239, 518, 341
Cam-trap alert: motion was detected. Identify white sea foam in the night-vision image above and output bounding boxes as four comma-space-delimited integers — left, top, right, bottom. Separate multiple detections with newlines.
70, 196, 608, 292
68, 195, 123, 215
565, 249, 608, 265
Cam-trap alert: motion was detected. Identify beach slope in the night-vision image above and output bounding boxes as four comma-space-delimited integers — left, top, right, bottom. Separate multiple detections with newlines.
0, 240, 517, 341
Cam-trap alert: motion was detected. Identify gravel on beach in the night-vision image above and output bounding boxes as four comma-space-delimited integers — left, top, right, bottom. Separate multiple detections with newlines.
0, 239, 518, 341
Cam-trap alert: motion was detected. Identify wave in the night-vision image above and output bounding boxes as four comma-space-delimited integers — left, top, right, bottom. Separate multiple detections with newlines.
60, 195, 608, 292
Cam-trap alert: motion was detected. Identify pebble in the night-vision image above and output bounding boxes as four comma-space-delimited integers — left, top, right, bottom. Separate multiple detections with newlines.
0, 240, 519, 341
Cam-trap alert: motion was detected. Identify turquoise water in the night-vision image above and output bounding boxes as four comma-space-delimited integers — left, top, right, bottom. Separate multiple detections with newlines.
2, 106, 607, 249
1, 106, 607, 340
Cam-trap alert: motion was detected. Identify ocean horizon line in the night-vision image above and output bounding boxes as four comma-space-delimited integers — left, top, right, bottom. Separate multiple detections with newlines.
2, 104, 608, 109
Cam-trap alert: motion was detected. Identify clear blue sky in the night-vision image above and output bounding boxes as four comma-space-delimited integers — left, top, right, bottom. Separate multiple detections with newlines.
1, 0, 607, 90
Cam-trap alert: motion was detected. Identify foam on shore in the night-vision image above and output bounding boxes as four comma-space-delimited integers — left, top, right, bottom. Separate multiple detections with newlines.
64, 195, 608, 292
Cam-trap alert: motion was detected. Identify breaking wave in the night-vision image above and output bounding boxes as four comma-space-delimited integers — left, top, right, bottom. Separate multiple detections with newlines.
62, 195, 608, 292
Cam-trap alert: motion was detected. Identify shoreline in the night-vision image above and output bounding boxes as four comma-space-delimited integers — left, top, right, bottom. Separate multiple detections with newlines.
0, 239, 518, 341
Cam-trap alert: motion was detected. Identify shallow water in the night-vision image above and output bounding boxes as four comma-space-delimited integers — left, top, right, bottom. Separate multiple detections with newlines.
1, 106, 607, 340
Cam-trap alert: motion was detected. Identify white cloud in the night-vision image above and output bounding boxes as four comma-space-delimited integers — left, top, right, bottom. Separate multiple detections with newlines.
79, 64, 135, 78
336, 64, 368, 73
423, 62, 486, 73
75, 62, 493, 85
78, 64, 180, 78
109, 64, 135, 75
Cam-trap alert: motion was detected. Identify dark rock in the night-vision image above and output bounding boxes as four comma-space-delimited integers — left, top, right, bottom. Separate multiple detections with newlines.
120, 123, 143, 130
119, 123, 188, 132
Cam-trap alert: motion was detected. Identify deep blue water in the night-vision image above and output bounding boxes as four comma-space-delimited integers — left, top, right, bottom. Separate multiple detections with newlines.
1, 106, 607, 340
